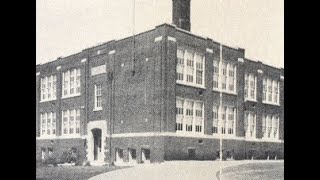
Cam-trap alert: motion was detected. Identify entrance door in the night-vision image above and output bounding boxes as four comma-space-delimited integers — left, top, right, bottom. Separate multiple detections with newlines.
92, 129, 102, 161
141, 149, 150, 163
188, 148, 196, 160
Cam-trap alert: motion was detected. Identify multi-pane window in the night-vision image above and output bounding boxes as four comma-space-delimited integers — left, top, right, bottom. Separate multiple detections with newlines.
262, 114, 279, 140
228, 64, 235, 91
244, 73, 257, 101
212, 106, 219, 134
176, 99, 184, 131
244, 112, 256, 138
176, 98, 204, 133
176, 49, 184, 82
185, 101, 193, 132
213, 60, 219, 89
62, 69, 81, 98
62, 109, 81, 136
221, 63, 227, 90
194, 102, 203, 132
227, 107, 235, 134
221, 106, 227, 134
94, 84, 102, 110
40, 112, 56, 137
273, 81, 279, 104
263, 78, 280, 105
40, 75, 57, 101
185, 51, 194, 83
195, 53, 204, 85
268, 79, 272, 102
176, 47, 205, 87
212, 61, 237, 94
213, 106, 236, 135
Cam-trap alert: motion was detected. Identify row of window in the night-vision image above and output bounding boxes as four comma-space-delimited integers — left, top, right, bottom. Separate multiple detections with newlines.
212, 106, 236, 135
176, 49, 281, 105
62, 69, 81, 98
244, 112, 279, 140
176, 99, 204, 133
40, 112, 57, 137
41, 75, 57, 101
176, 48, 205, 87
40, 109, 81, 137
213, 60, 237, 94
175, 99, 280, 140
40, 69, 81, 102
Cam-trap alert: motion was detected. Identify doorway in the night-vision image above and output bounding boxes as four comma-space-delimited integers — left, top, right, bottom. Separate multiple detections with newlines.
92, 128, 102, 161
188, 148, 196, 160
141, 148, 150, 163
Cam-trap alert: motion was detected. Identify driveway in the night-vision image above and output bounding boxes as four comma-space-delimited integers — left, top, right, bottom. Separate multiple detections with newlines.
89, 160, 283, 180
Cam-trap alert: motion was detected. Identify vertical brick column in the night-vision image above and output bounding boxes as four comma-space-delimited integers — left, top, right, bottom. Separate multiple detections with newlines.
36, 72, 40, 137
236, 50, 245, 137
165, 29, 178, 133
279, 71, 284, 140
203, 39, 215, 135
256, 62, 264, 139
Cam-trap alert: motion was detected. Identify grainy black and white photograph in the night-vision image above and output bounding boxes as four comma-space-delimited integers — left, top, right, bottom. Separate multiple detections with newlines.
36, 0, 284, 179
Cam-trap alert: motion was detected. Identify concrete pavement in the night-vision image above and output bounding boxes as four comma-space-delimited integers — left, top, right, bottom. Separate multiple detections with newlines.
89, 160, 284, 180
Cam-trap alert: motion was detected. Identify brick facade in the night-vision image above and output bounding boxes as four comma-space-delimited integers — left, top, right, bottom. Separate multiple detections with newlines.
36, 23, 284, 164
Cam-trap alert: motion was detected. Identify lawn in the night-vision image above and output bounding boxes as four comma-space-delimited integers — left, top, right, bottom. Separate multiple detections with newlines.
218, 161, 284, 180
36, 165, 129, 180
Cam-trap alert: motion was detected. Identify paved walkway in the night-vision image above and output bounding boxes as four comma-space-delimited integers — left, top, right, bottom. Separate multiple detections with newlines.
89, 160, 283, 180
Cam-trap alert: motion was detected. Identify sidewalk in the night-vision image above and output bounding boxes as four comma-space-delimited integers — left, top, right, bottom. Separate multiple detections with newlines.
89, 160, 284, 180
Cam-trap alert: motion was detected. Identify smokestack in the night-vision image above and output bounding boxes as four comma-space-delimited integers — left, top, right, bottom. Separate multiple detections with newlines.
172, 0, 191, 31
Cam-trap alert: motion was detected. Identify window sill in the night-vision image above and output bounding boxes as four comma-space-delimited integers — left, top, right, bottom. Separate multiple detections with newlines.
176, 81, 206, 90
93, 108, 103, 112
244, 99, 257, 103
36, 135, 83, 140
61, 94, 81, 100
262, 101, 280, 106
212, 88, 237, 95
39, 98, 57, 103
60, 134, 81, 139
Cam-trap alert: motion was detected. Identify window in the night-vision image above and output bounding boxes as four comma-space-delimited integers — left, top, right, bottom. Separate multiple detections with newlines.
94, 84, 102, 110
221, 106, 227, 134
212, 106, 218, 134
212, 106, 236, 135
176, 99, 184, 131
185, 101, 193, 132
213, 60, 219, 89
62, 69, 81, 98
62, 109, 81, 136
176, 49, 184, 82
228, 64, 235, 91
212, 61, 237, 94
40, 112, 56, 137
40, 75, 57, 102
176, 98, 204, 133
228, 107, 235, 134
263, 78, 280, 105
176, 47, 205, 87
245, 112, 256, 138
221, 63, 227, 90
195, 53, 204, 85
274, 81, 279, 104
262, 114, 279, 140
244, 73, 257, 101
194, 102, 203, 133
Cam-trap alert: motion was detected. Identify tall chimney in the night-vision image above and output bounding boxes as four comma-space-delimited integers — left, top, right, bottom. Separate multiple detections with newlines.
172, 0, 191, 31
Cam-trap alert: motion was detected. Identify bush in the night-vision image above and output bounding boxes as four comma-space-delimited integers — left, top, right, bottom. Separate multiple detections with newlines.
58, 147, 83, 165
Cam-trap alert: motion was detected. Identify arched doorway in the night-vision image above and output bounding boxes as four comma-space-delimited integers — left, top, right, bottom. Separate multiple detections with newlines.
86, 120, 107, 165
92, 128, 102, 161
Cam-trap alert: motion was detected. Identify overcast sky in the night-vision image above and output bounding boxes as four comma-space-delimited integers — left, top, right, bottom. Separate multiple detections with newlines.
36, 0, 283, 68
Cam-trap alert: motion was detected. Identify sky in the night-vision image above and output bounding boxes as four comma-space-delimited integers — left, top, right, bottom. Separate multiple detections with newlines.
36, 0, 284, 68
